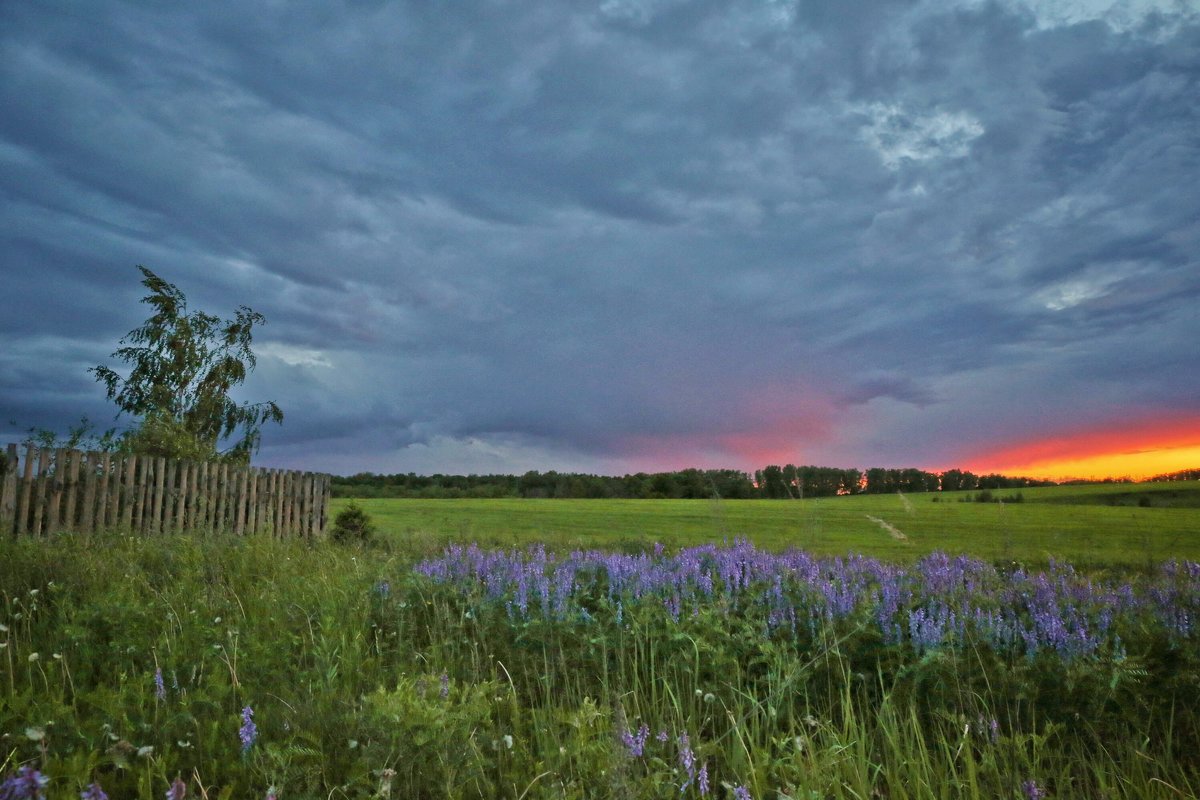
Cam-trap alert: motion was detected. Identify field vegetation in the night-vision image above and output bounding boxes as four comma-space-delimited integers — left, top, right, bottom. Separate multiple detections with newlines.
1, 481, 1198, 798
331, 481, 1200, 567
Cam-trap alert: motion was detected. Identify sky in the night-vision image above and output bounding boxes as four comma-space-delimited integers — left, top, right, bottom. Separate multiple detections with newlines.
2, 0, 1198, 481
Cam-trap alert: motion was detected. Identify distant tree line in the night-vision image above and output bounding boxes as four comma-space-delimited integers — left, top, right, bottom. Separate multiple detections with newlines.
1148, 468, 1200, 482
332, 464, 1057, 499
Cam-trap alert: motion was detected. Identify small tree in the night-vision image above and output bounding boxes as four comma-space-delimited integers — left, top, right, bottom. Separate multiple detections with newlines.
90, 266, 283, 463
329, 503, 375, 544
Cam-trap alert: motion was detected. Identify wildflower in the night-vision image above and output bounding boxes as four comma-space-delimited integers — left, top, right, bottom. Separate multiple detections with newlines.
697, 761, 710, 796
27, 653, 39, 662
0, 765, 49, 799
440, 672, 450, 699
81, 783, 109, 800
1022, 780, 1046, 800
677, 732, 697, 791
374, 581, 390, 599
240, 706, 258, 753
733, 787, 752, 800
137, 745, 154, 758
165, 776, 187, 800
154, 668, 166, 701
265, 788, 278, 800
620, 723, 650, 758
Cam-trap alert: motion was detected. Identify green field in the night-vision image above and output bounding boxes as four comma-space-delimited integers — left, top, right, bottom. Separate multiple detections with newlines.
3, 481, 1198, 798
332, 480, 1200, 566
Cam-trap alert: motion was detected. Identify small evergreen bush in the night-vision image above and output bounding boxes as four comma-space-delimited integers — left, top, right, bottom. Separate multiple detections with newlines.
330, 503, 375, 543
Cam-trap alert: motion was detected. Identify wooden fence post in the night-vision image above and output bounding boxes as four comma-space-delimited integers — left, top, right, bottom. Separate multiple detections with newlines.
196, 460, 208, 534
132, 456, 146, 533
108, 455, 125, 530
46, 448, 66, 534
160, 460, 174, 533
96, 453, 110, 530
63, 450, 81, 531
121, 456, 136, 531
267, 470, 278, 538
1, 444, 16, 535
31, 448, 51, 536
80, 452, 98, 534
16, 445, 37, 537
173, 460, 188, 532
247, 468, 258, 534
151, 457, 165, 533
1, 444, 17, 536
307, 473, 319, 538
321, 474, 332, 537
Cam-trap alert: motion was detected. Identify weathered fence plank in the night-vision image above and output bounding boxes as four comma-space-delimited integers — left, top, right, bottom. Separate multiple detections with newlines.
32, 448, 51, 536
64, 450, 80, 531
46, 448, 65, 534
16, 446, 36, 536
80, 452, 98, 533
1, 444, 17, 534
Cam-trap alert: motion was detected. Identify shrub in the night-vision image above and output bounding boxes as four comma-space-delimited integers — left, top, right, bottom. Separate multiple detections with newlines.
330, 503, 375, 544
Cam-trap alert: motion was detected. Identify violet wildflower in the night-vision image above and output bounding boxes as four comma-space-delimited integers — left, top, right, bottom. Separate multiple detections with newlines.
0, 765, 49, 800
440, 672, 450, 699
656, 729, 669, 743
677, 732, 697, 791
165, 777, 187, 800
154, 668, 166, 701
1022, 780, 1046, 800
239, 706, 258, 753
733, 786, 752, 800
620, 723, 650, 758
697, 761, 710, 796
81, 783, 109, 800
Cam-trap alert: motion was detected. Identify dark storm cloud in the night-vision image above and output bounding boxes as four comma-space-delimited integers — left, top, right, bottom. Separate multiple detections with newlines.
2, 0, 1198, 473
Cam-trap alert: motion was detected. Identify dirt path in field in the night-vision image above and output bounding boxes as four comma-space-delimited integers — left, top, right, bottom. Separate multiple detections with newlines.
865, 514, 908, 541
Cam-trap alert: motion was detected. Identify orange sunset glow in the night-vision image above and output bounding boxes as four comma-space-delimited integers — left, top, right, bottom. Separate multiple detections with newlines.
966, 416, 1200, 481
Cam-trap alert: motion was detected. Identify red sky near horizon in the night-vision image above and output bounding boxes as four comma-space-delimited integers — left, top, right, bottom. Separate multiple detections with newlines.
961, 415, 1200, 481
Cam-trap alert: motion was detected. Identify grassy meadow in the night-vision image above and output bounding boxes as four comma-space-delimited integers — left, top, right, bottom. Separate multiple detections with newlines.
1, 481, 1198, 799
331, 481, 1200, 566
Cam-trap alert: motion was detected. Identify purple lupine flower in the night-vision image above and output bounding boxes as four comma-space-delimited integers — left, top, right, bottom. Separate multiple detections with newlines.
1022, 780, 1046, 800
733, 786, 752, 800
239, 706, 258, 753
165, 777, 187, 800
374, 581, 391, 599
0, 765, 49, 800
440, 672, 450, 699
697, 761, 710, 796
620, 723, 650, 758
656, 729, 669, 743
81, 783, 109, 800
155, 668, 166, 701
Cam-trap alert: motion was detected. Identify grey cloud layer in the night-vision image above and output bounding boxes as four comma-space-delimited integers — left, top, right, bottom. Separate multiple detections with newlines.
2, 0, 1197, 473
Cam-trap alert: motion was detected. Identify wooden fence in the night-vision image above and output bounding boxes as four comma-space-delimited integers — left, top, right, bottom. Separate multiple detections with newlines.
0, 444, 331, 538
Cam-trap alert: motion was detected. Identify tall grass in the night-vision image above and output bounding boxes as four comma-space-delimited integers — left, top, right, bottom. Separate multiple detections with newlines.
0, 533, 1196, 799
